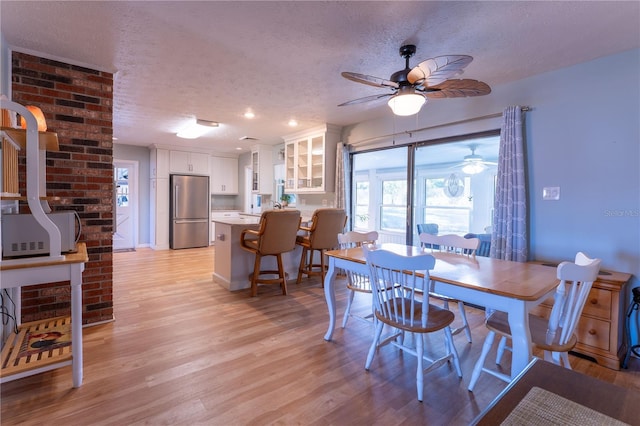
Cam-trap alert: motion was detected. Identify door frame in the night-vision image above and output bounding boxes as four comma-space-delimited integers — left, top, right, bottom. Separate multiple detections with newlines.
113, 159, 139, 250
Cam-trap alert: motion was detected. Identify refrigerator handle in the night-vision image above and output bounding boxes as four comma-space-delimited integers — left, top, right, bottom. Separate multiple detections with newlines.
174, 185, 179, 218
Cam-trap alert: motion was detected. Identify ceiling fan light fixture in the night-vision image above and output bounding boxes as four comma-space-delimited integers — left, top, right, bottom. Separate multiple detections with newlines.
387, 93, 426, 116
462, 161, 486, 175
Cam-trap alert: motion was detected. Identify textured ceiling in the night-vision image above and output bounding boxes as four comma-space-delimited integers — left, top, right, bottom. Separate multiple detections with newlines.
1, 1, 639, 155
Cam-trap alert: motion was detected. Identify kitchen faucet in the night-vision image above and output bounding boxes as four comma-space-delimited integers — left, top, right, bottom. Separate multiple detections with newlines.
273, 202, 282, 210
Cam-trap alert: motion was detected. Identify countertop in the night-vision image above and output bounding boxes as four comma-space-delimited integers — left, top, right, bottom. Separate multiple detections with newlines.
211, 212, 312, 225
212, 216, 261, 226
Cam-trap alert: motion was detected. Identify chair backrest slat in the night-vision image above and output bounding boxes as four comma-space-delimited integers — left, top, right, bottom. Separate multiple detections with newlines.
365, 247, 435, 329
338, 231, 379, 290
419, 233, 480, 256
546, 252, 601, 346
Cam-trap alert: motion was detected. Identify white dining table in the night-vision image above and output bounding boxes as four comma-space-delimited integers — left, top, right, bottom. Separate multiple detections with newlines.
323, 243, 560, 379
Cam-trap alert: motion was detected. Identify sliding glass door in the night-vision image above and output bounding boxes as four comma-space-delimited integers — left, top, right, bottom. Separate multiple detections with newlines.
352, 146, 409, 244
350, 132, 499, 247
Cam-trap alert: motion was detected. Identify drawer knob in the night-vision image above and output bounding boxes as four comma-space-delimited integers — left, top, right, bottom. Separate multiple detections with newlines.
588, 329, 597, 335
589, 298, 598, 305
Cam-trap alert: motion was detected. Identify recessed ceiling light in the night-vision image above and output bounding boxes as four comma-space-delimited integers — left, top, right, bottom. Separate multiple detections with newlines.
244, 111, 255, 119
236, 147, 243, 150
288, 119, 298, 127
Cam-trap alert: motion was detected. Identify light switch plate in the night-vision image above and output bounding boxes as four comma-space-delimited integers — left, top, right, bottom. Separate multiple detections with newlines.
543, 186, 560, 200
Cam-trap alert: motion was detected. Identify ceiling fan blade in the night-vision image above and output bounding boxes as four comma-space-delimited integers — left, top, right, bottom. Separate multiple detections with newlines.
409, 55, 473, 86
341, 72, 399, 89
338, 93, 394, 107
419, 79, 491, 98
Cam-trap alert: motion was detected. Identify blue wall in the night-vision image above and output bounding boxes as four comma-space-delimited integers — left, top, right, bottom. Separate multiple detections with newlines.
345, 49, 640, 341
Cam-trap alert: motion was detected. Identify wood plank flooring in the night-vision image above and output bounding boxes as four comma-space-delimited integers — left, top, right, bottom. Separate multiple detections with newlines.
2, 246, 638, 425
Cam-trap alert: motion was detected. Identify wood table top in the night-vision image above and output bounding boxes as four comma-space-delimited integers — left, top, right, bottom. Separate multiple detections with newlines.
326, 243, 560, 301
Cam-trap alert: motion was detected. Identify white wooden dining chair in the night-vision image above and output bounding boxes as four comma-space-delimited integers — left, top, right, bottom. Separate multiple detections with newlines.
364, 246, 462, 402
467, 252, 601, 391
337, 230, 379, 328
419, 233, 480, 343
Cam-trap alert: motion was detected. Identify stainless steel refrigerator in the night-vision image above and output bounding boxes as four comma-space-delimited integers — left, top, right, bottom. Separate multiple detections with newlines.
170, 174, 209, 249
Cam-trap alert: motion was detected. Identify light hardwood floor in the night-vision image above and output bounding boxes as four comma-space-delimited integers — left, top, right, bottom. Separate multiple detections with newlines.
2, 246, 638, 425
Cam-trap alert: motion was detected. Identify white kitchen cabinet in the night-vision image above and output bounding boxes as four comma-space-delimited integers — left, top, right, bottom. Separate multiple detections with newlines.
150, 178, 169, 250
169, 150, 209, 175
251, 145, 273, 194
283, 124, 341, 193
150, 147, 169, 178
210, 156, 238, 194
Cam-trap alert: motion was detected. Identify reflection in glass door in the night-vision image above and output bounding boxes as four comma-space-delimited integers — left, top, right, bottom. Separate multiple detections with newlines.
349, 132, 499, 248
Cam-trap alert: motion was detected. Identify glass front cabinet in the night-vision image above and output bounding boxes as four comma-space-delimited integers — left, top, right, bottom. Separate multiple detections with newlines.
283, 124, 341, 194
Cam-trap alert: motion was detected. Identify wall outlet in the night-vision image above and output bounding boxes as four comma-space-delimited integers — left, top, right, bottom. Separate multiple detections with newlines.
543, 187, 560, 200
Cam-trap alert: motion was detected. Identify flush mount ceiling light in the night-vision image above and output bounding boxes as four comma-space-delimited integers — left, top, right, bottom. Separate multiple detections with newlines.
288, 119, 298, 127
176, 118, 219, 139
244, 111, 255, 119
387, 88, 426, 116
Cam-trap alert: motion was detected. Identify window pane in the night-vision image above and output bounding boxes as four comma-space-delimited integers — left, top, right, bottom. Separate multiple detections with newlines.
380, 206, 406, 232
355, 181, 370, 229
413, 134, 499, 246
352, 146, 408, 243
382, 180, 407, 205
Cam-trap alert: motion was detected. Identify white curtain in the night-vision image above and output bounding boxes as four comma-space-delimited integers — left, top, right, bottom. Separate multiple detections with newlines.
335, 142, 351, 228
491, 106, 528, 261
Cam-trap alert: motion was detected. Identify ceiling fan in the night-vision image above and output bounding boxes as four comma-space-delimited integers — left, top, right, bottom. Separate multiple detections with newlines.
456, 144, 497, 175
339, 44, 491, 116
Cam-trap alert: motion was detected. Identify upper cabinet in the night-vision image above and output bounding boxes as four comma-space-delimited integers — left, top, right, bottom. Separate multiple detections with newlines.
150, 147, 169, 178
169, 150, 209, 175
283, 124, 341, 194
251, 145, 273, 194
210, 156, 238, 194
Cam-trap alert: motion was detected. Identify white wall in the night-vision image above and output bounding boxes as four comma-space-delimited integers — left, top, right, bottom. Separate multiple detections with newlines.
344, 48, 640, 303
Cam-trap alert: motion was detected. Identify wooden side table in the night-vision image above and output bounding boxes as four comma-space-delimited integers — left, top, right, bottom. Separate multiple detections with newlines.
1, 243, 88, 387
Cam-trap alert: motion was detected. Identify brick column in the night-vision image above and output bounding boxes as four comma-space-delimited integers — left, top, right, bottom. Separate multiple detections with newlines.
11, 51, 114, 325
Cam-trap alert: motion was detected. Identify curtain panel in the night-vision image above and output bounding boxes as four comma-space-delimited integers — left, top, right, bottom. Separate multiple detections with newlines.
491, 106, 528, 262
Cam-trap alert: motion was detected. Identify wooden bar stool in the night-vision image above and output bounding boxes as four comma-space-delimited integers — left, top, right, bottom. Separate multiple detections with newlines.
296, 208, 346, 286
240, 210, 301, 297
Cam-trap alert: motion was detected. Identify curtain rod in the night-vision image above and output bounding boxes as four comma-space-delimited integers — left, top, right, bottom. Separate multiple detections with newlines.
350, 106, 531, 147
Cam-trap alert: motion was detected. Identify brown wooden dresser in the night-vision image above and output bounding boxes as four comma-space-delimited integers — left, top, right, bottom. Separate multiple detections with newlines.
530, 262, 631, 370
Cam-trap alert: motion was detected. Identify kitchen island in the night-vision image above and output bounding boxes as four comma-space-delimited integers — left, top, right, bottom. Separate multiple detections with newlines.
212, 214, 304, 291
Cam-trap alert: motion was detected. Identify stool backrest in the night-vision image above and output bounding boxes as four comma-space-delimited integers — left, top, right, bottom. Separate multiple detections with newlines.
257, 210, 301, 254
307, 208, 347, 249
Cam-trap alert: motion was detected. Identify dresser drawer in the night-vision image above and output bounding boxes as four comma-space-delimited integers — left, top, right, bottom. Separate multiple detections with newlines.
534, 287, 611, 320
575, 316, 611, 351
581, 288, 611, 320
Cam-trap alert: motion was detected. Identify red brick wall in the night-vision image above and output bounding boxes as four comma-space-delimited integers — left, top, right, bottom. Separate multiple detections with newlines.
11, 51, 114, 325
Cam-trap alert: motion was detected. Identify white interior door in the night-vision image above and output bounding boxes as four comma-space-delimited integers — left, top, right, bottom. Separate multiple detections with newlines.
114, 160, 138, 251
